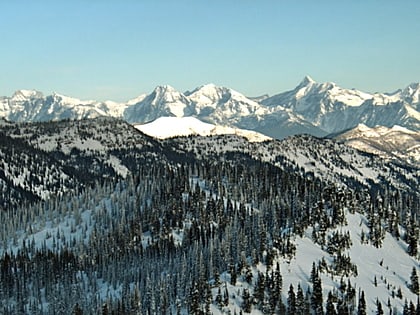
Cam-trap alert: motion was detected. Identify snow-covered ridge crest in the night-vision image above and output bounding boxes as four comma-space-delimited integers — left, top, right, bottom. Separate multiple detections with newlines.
334, 124, 420, 166
134, 116, 271, 142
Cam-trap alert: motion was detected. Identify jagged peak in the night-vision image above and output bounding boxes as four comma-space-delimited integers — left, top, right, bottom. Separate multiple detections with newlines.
298, 75, 316, 87
12, 89, 43, 100
188, 83, 230, 95
153, 85, 179, 95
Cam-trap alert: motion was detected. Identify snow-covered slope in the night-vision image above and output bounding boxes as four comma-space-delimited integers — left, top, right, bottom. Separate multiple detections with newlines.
134, 116, 271, 142
333, 124, 420, 166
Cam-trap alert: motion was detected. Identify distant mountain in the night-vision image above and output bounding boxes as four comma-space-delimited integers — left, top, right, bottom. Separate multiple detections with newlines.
262, 76, 420, 134
0, 89, 127, 122
1, 78, 420, 140
333, 124, 420, 167
124, 85, 194, 123
134, 116, 271, 142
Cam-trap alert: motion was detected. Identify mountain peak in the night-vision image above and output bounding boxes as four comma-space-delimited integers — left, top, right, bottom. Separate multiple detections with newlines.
153, 85, 178, 94
299, 75, 316, 86
12, 89, 43, 101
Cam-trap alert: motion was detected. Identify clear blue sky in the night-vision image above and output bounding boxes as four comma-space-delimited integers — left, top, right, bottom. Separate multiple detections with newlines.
1, 0, 419, 101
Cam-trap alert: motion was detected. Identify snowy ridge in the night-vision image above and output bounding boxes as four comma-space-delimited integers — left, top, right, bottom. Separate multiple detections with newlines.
134, 116, 271, 142
334, 124, 420, 167
169, 133, 420, 194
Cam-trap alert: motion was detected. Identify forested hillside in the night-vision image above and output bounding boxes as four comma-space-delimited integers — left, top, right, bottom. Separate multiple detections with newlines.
0, 118, 418, 314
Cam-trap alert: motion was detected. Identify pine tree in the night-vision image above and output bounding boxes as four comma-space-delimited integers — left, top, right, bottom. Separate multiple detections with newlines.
230, 263, 237, 286
409, 301, 416, 315
72, 303, 83, 315
326, 291, 337, 315
311, 266, 323, 315
215, 287, 223, 308
295, 283, 305, 315
376, 299, 384, 315
223, 285, 229, 307
407, 216, 418, 257
357, 291, 367, 315
254, 271, 266, 306
287, 284, 296, 315
403, 299, 409, 315
337, 298, 350, 315
189, 282, 201, 315
410, 266, 419, 295
310, 262, 317, 283
242, 289, 252, 313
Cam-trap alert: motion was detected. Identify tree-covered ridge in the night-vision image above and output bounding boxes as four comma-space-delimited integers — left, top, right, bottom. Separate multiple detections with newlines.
0, 149, 419, 314
0, 118, 419, 212
0, 117, 418, 313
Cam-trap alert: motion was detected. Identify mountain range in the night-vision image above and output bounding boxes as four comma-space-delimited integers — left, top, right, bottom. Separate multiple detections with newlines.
1, 76, 420, 140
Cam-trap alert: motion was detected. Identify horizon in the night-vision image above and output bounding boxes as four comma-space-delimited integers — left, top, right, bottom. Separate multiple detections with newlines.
1, 1, 420, 101
3, 75, 417, 103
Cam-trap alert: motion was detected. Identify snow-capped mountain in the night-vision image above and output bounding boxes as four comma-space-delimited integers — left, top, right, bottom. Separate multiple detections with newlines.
134, 116, 271, 142
124, 85, 194, 123
124, 83, 325, 139
333, 124, 420, 167
262, 76, 420, 134
398, 83, 420, 110
1, 77, 420, 141
0, 90, 127, 122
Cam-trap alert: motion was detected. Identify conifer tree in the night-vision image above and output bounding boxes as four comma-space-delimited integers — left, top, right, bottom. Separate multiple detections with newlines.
357, 290, 367, 315
376, 299, 384, 315
311, 265, 323, 315
407, 217, 418, 257
326, 291, 337, 315
242, 289, 252, 313
295, 283, 305, 315
410, 266, 419, 295
403, 299, 409, 315
254, 271, 266, 306
287, 284, 296, 315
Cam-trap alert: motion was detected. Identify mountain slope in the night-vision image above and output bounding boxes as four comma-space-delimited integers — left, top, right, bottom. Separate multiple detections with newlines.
333, 124, 420, 166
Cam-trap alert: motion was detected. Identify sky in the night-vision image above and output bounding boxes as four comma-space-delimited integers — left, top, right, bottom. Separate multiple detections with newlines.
1, 0, 420, 101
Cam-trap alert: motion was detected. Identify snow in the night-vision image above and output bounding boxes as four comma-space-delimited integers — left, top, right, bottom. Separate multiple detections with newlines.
107, 155, 129, 178
329, 86, 372, 106
11, 89, 42, 101
336, 124, 420, 167
134, 116, 271, 142
126, 93, 147, 105
209, 210, 419, 314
